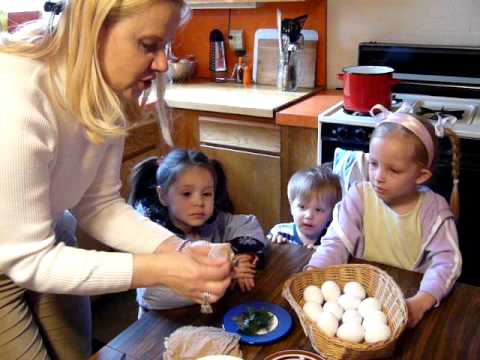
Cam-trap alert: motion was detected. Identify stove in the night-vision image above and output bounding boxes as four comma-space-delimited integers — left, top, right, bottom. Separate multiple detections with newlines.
318, 42, 480, 286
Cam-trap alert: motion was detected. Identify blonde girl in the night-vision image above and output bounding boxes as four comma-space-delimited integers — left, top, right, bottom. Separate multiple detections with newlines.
0, 1, 231, 358
307, 103, 462, 328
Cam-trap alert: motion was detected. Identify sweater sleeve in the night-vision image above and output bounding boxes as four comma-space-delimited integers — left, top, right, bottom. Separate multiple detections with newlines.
71, 140, 174, 254
221, 213, 266, 245
0, 92, 134, 295
418, 208, 462, 305
307, 183, 366, 269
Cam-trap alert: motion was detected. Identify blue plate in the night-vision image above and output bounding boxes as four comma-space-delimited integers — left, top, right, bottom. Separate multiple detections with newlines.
222, 301, 293, 345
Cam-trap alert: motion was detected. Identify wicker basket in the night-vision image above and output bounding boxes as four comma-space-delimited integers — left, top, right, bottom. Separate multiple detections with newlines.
282, 264, 408, 360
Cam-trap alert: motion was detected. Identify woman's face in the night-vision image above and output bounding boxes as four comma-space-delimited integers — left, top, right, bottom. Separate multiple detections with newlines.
98, 1, 181, 100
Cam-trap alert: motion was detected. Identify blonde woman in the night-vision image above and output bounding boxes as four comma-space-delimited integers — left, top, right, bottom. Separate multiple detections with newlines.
0, 1, 231, 358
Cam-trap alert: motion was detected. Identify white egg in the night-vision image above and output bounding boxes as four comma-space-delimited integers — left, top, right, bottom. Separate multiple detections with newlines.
321, 280, 341, 302
303, 285, 324, 304
336, 322, 365, 343
362, 310, 388, 329
316, 311, 339, 337
358, 297, 382, 318
303, 301, 323, 322
342, 309, 363, 325
343, 281, 366, 300
338, 294, 361, 311
323, 301, 344, 320
364, 323, 391, 343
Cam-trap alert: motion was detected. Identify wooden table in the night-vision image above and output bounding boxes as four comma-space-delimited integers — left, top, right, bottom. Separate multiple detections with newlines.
91, 244, 480, 359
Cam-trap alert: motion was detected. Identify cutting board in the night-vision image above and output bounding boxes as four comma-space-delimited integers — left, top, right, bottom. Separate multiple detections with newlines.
253, 28, 318, 88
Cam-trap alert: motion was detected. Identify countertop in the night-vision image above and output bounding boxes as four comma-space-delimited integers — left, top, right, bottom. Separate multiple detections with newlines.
163, 80, 319, 118
275, 90, 343, 128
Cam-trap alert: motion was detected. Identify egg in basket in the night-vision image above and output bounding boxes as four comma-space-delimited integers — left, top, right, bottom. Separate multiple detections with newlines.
282, 264, 408, 360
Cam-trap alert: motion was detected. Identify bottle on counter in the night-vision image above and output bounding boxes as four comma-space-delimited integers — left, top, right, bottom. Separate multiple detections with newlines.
232, 56, 244, 84
243, 61, 252, 87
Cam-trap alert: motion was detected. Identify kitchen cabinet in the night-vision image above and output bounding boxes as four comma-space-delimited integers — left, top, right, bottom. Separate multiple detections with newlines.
279, 126, 317, 221
169, 109, 281, 232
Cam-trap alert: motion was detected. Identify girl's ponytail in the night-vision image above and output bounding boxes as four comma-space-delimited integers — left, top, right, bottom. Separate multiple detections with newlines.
128, 156, 163, 212
445, 128, 461, 220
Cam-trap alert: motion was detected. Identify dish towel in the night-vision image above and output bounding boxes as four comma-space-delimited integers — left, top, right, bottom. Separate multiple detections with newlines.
163, 326, 242, 360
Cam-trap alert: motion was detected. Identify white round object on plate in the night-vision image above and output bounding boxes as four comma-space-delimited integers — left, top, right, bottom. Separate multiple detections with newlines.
363, 309, 388, 328
343, 281, 366, 300
358, 297, 382, 318
323, 301, 344, 320
321, 280, 341, 302
316, 311, 339, 337
342, 309, 363, 325
364, 322, 391, 343
303, 285, 324, 304
338, 294, 361, 311
303, 301, 323, 322
336, 322, 365, 343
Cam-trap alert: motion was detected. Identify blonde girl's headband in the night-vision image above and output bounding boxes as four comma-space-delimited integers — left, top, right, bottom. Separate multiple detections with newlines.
370, 103, 457, 168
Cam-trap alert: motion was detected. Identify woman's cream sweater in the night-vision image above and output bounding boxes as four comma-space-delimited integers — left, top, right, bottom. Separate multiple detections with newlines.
0, 53, 172, 295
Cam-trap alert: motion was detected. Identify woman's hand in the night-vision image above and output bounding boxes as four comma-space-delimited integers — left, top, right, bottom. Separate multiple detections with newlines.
406, 291, 436, 327
132, 243, 232, 305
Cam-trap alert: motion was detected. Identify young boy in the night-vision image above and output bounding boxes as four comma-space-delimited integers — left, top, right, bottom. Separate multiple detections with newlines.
268, 164, 342, 248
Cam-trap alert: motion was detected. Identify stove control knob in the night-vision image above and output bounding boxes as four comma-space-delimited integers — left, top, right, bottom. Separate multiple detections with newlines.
354, 128, 369, 142
335, 126, 349, 140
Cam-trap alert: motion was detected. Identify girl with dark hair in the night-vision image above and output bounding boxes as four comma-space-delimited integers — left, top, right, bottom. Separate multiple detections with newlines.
130, 149, 266, 314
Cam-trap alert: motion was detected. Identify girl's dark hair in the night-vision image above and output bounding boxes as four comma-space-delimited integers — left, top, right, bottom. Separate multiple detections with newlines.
371, 117, 461, 219
128, 149, 234, 220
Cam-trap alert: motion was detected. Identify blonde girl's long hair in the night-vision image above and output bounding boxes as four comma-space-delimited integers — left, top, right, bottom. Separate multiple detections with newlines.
372, 116, 461, 219
0, 0, 189, 144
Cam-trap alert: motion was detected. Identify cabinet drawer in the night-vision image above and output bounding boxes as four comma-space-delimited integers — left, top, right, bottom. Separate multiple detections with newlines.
199, 116, 280, 154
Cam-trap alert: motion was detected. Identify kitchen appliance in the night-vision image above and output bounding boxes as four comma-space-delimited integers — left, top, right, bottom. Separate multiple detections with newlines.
209, 29, 227, 74
337, 66, 399, 113
253, 28, 317, 88
318, 42, 480, 286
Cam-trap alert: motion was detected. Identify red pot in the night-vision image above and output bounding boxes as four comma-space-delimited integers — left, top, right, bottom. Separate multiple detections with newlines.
337, 66, 399, 114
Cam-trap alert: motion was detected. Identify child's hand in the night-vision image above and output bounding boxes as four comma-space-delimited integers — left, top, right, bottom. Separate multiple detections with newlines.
406, 291, 436, 328
237, 277, 255, 292
270, 233, 289, 244
232, 254, 257, 292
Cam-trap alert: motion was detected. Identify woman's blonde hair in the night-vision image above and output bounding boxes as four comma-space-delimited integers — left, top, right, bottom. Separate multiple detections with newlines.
0, 0, 188, 144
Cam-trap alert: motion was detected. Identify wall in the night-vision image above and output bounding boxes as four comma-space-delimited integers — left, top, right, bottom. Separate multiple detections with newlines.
327, 0, 480, 89
173, 0, 327, 87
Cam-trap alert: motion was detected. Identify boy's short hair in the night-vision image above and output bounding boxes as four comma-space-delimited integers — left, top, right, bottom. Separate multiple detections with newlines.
287, 164, 342, 208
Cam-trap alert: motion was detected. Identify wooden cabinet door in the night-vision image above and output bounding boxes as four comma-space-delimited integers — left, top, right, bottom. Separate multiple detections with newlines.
280, 126, 318, 222
200, 144, 280, 233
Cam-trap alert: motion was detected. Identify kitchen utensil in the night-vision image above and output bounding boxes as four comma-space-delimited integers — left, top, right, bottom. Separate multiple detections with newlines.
253, 29, 317, 88
209, 29, 227, 73
337, 66, 399, 113
167, 58, 197, 82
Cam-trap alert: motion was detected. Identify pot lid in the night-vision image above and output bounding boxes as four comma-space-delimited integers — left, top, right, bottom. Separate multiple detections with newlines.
343, 65, 394, 75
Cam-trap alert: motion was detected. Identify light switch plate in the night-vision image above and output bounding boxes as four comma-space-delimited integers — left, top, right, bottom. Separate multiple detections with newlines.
229, 29, 244, 51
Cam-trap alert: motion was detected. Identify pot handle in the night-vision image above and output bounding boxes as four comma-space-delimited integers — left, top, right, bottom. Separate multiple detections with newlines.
337, 73, 345, 81
391, 78, 401, 86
